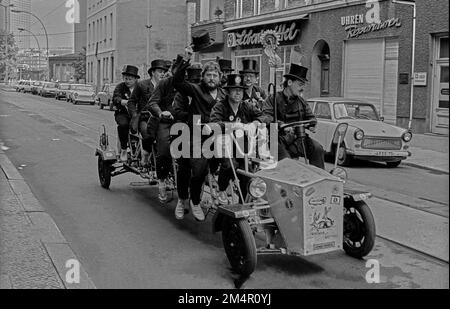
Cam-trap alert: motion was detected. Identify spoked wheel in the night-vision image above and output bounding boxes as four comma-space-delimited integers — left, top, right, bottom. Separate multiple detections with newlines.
343, 200, 376, 259
98, 157, 112, 189
337, 144, 352, 166
222, 217, 257, 277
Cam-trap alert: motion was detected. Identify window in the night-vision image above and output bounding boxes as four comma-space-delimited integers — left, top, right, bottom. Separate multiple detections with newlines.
314, 102, 332, 119
439, 37, 449, 59
235, 0, 243, 18
200, 0, 210, 21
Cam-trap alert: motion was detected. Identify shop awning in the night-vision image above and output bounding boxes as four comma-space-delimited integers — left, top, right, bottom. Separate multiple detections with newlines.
223, 14, 308, 32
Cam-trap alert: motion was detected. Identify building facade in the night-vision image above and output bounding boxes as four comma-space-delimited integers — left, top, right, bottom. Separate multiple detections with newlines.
75, 0, 88, 53
49, 53, 83, 82
10, 0, 31, 50
86, 0, 188, 90
191, 0, 449, 134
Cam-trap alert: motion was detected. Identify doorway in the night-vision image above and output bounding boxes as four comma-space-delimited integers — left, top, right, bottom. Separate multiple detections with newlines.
432, 36, 449, 135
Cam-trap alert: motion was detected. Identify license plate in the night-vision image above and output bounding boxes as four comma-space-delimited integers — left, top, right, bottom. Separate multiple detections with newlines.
375, 151, 395, 156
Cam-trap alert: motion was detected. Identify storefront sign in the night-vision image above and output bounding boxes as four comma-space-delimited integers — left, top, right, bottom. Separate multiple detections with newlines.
344, 17, 402, 39
414, 72, 427, 86
227, 22, 300, 48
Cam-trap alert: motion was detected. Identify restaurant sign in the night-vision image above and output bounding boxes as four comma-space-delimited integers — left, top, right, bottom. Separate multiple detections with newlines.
227, 22, 300, 48
343, 17, 402, 39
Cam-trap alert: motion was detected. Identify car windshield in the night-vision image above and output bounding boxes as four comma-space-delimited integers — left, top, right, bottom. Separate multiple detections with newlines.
45, 83, 57, 88
33, 82, 41, 86
72, 85, 94, 91
334, 103, 380, 121
59, 84, 70, 90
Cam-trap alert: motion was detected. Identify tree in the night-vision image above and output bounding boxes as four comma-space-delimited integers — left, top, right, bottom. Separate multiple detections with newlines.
71, 47, 86, 82
0, 30, 19, 80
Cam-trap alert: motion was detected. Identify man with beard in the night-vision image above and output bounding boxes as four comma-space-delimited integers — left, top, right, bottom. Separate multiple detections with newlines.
112, 65, 140, 162
260, 64, 325, 169
172, 59, 226, 221
240, 59, 266, 109
217, 58, 234, 87
128, 59, 168, 167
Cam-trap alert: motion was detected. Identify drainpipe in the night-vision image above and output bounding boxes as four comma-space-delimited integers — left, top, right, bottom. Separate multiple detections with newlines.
392, 0, 416, 131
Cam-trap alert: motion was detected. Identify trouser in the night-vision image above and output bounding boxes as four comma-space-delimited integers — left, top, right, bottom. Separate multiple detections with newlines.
131, 114, 153, 153
218, 158, 249, 200
155, 122, 173, 180
176, 158, 209, 206
279, 135, 325, 169
115, 112, 130, 151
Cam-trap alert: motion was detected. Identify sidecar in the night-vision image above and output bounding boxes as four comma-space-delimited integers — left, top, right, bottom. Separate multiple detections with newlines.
213, 158, 375, 277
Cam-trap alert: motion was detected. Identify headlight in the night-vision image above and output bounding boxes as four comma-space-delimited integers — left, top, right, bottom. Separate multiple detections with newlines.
402, 132, 413, 142
354, 129, 364, 141
248, 178, 267, 199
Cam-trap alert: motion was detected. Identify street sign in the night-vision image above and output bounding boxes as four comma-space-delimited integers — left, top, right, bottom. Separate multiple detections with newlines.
414, 72, 427, 86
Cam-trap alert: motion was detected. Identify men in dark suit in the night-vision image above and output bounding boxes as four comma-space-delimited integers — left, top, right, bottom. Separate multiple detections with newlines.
113, 65, 140, 162
260, 64, 325, 169
172, 59, 226, 222
128, 59, 168, 166
240, 59, 267, 109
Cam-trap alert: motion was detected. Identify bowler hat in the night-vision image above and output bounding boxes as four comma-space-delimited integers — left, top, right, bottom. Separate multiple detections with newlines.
148, 59, 169, 74
239, 59, 259, 74
284, 64, 308, 82
122, 65, 140, 79
224, 74, 247, 90
191, 31, 215, 52
217, 58, 233, 73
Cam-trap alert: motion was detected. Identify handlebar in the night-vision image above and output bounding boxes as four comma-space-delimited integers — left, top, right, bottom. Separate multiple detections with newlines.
280, 120, 315, 131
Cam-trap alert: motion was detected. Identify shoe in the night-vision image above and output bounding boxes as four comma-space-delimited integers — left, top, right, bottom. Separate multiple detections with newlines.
190, 201, 205, 222
175, 199, 187, 220
217, 191, 229, 205
120, 149, 128, 162
158, 180, 168, 202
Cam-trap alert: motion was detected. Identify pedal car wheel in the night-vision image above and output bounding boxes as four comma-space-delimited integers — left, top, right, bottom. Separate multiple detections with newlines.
98, 157, 112, 189
222, 217, 257, 277
343, 200, 376, 259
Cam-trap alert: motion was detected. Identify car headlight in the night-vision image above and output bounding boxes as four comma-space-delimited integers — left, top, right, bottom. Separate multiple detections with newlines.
354, 129, 364, 141
248, 178, 267, 199
402, 131, 413, 142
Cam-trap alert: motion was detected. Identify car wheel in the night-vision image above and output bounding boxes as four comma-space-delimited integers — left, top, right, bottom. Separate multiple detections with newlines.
336, 144, 352, 166
73, 100, 77, 105
386, 161, 402, 168
99, 103, 104, 110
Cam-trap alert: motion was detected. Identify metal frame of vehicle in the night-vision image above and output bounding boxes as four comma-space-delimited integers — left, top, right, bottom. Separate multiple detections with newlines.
39, 82, 58, 97
67, 84, 96, 105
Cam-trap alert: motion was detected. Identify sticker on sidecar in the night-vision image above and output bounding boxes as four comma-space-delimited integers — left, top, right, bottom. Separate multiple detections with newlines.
308, 197, 326, 206
331, 195, 341, 205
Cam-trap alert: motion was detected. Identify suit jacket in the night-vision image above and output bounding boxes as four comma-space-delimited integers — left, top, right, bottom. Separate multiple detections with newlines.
210, 98, 263, 131
173, 65, 226, 127
145, 76, 177, 117
260, 91, 317, 127
243, 85, 267, 103
127, 79, 156, 116
113, 82, 133, 115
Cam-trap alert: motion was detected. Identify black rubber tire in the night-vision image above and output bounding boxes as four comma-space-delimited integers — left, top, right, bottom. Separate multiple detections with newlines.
386, 161, 402, 168
343, 200, 376, 259
99, 103, 104, 110
336, 144, 352, 166
98, 157, 112, 189
109, 101, 114, 111
222, 218, 257, 277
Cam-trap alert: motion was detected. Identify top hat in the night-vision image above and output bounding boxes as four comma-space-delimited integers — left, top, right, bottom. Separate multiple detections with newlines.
148, 59, 169, 74
217, 58, 233, 73
122, 65, 140, 79
284, 64, 308, 82
239, 59, 259, 74
191, 31, 215, 52
187, 63, 203, 82
224, 74, 247, 90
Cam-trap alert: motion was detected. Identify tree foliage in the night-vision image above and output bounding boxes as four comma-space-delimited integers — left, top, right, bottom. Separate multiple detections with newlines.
72, 47, 86, 82
0, 30, 19, 79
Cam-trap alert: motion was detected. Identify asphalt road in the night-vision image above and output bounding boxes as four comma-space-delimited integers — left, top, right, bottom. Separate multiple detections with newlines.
0, 90, 448, 289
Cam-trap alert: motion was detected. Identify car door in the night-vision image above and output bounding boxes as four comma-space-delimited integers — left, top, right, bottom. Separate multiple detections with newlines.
312, 101, 334, 152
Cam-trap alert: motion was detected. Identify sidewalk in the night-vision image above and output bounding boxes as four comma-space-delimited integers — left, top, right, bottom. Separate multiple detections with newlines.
405, 133, 449, 174
0, 149, 95, 289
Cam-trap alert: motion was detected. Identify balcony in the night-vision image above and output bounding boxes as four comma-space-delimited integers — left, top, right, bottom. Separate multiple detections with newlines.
191, 19, 224, 45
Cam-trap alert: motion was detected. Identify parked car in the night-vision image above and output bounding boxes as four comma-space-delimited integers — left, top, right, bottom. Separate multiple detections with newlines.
67, 84, 96, 105
307, 97, 412, 168
39, 82, 58, 97
96, 83, 118, 110
31, 81, 43, 95
15, 80, 25, 92
21, 80, 33, 93
55, 83, 71, 100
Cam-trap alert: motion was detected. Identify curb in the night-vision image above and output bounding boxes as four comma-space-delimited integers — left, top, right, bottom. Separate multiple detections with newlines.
0, 152, 96, 289
402, 162, 449, 175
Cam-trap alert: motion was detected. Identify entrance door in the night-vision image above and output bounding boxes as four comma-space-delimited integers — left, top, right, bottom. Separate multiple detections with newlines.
432, 63, 449, 134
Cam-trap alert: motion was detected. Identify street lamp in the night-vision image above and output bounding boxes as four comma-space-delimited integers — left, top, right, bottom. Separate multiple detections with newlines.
392, 0, 416, 131
18, 28, 41, 78
11, 9, 49, 79
0, 2, 14, 83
